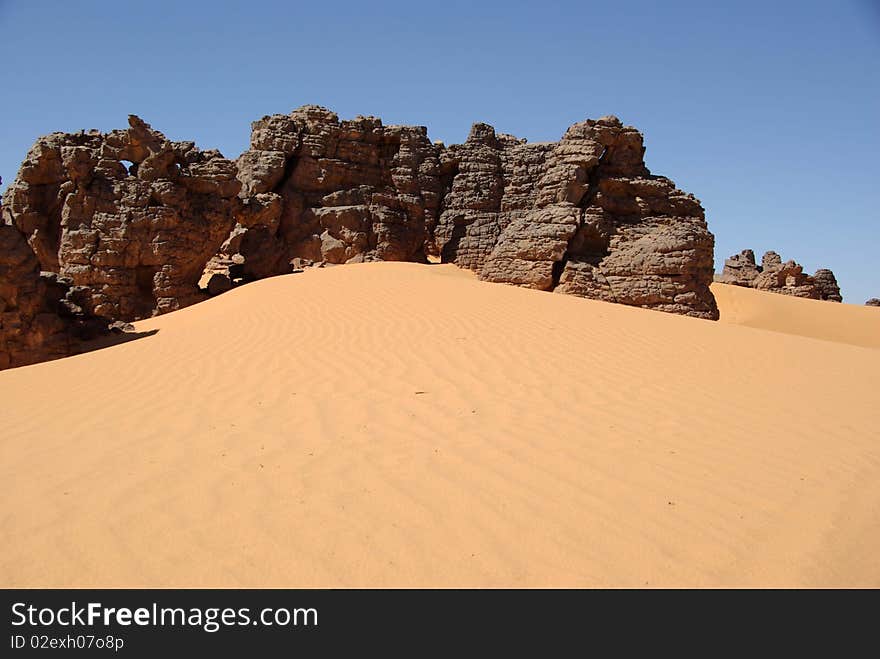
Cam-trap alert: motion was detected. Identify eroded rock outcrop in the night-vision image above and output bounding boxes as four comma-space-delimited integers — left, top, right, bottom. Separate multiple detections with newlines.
866, 298, 880, 307
719, 249, 761, 287
436, 118, 718, 319
204, 106, 450, 287
0, 182, 109, 369
719, 249, 842, 302
3, 108, 721, 369
812, 269, 843, 303
2, 116, 240, 321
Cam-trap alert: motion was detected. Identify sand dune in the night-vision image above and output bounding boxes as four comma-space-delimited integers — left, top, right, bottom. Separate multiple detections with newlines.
713, 282, 880, 349
1, 263, 879, 587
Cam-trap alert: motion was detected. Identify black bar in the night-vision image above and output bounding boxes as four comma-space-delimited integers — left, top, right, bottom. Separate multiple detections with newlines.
1, 589, 876, 655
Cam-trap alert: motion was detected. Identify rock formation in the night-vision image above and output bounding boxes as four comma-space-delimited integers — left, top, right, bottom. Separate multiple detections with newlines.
718, 249, 842, 302
203, 108, 716, 319
2, 116, 240, 321
0, 178, 109, 369
866, 298, 880, 307
2, 107, 721, 369
204, 106, 450, 287
434, 118, 718, 319
719, 249, 761, 287
812, 269, 843, 303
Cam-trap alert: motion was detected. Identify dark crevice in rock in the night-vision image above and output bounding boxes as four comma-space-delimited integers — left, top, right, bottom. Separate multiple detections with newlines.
551, 146, 610, 290
272, 154, 299, 199
550, 258, 566, 288
440, 220, 467, 264
434, 159, 460, 260
134, 265, 158, 314
581, 146, 610, 210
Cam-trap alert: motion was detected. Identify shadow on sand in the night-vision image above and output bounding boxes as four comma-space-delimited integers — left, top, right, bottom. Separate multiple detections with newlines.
77, 328, 160, 357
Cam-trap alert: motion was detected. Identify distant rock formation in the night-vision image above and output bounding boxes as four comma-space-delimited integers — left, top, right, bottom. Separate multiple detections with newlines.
812, 269, 843, 303
866, 298, 880, 307
2, 107, 720, 369
717, 249, 761, 287
718, 249, 842, 302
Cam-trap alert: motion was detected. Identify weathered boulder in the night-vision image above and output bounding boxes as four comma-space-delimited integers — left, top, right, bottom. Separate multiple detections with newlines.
719, 249, 842, 302
812, 268, 842, 302
438, 117, 718, 319
866, 298, 880, 307
2, 116, 240, 321
206, 273, 233, 297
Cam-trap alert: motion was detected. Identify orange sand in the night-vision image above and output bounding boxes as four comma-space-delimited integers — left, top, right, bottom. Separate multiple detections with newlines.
1, 263, 878, 587
713, 282, 880, 349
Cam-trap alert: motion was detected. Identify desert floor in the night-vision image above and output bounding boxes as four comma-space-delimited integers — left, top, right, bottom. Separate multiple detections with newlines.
1, 263, 878, 587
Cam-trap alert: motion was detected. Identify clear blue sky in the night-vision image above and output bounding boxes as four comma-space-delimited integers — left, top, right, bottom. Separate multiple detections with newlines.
2, 0, 878, 303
